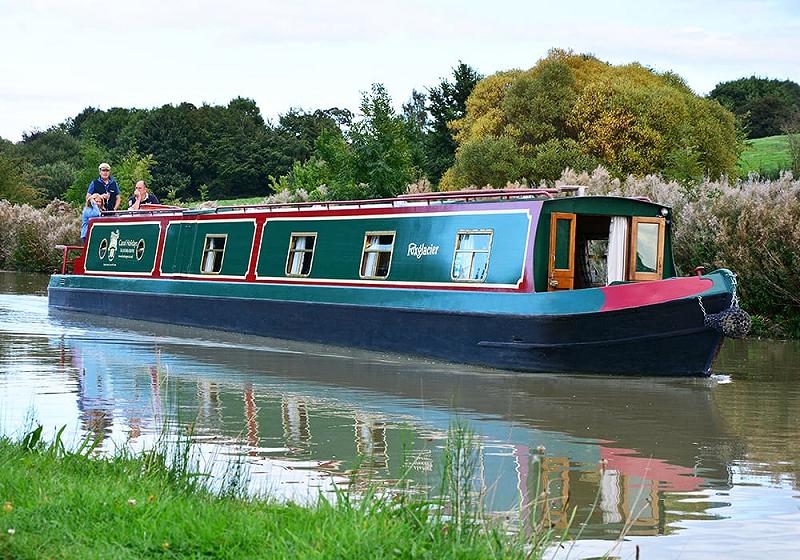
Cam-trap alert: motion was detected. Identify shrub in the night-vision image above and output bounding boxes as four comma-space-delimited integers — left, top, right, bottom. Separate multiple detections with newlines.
0, 199, 81, 273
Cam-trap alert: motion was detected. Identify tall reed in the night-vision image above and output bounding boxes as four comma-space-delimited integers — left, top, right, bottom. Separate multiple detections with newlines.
0, 199, 80, 273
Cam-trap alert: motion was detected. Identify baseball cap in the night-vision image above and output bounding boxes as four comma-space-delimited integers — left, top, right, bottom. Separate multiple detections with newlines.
98, 163, 111, 171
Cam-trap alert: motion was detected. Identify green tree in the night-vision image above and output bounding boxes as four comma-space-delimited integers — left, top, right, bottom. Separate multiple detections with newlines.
0, 151, 39, 204
425, 62, 482, 184
502, 60, 577, 148
402, 89, 429, 181
347, 84, 414, 199
7, 127, 82, 201
69, 107, 141, 157
135, 103, 197, 200
18, 127, 82, 168
444, 50, 740, 188
709, 76, 800, 138
278, 108, 351, 164
63, 140, 111, 205
443, 136, 526, 188
272, 85, 416, 201
113, 150, 158, 205
33, 161, 78, 201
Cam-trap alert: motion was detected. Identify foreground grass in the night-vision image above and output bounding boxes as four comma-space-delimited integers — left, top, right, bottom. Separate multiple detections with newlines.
0, 431, 538, 560
737, 134, 793, 177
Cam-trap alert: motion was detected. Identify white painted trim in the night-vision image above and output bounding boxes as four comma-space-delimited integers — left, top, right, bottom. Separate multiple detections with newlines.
84, 221, 162, 276
159, 218, 257, 278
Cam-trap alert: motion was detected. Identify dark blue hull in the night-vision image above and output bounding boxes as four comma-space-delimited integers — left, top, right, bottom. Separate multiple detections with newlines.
48, 285, 728, 376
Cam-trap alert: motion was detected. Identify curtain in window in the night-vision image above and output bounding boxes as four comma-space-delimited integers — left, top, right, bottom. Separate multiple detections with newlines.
607, 217, 627, 284
362, 236, 380, 276
290, 237, 306, 275
203, 247, 216, 272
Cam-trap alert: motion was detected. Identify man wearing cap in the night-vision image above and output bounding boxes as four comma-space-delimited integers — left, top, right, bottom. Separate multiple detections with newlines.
86, 163, 120, 211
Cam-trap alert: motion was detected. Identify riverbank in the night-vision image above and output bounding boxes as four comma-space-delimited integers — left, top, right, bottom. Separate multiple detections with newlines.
0, 428, 547, 559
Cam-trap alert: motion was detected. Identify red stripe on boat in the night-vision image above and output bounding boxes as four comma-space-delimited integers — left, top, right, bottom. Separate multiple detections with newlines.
600, 277, 713, 312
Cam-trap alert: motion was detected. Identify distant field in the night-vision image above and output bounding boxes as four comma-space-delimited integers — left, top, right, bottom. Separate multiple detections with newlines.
738, 134, 793, 177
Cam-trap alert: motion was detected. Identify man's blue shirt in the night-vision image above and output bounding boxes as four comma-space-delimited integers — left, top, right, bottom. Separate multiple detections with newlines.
87, 176, 120, 210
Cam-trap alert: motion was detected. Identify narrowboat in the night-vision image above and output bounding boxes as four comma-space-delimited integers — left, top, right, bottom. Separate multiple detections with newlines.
48, 188, 749, 376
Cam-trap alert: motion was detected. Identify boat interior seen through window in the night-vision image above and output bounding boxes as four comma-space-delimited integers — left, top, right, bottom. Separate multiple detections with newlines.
360, 232, 395, 279
286, 233, 317, 276
548, 213, 666, 291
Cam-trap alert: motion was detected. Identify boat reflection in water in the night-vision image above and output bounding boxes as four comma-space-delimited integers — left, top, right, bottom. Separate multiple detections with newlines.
51, 309, 735, 538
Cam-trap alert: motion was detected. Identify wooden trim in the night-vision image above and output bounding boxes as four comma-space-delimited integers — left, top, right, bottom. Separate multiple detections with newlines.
547, 212, 576, 291
628, 217, 665, 281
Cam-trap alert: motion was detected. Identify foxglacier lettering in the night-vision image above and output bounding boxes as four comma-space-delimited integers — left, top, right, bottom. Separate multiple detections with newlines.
407, 243, 440, 259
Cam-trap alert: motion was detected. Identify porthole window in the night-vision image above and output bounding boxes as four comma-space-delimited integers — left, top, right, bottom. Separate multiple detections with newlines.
360, 232, 395, 279
286, 233, 317, 276
201, 234, 227, 274
451, 231, 492, 282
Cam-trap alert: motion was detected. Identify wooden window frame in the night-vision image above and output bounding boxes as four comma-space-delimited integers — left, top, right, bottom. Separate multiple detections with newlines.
547, 213, 576, 291
285, 232, 317, 277
628, 217, 665, 281
201, 234, 227, 275
451, 229, 493, 283
359, 231, 396, 279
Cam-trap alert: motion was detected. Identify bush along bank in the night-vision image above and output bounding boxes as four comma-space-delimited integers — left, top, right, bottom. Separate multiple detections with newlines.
0, 424, 567, 560
0, 199, 80, 273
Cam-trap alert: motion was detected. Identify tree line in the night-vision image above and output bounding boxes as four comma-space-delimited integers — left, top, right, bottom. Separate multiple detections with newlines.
1, 51, 799, 208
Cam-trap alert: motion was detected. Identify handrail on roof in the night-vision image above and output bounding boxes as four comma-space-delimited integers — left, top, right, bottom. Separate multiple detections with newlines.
102, 186, 583, 218
205, 188, 558, 214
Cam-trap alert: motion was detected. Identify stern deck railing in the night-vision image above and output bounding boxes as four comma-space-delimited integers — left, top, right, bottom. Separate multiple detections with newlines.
56, 245, 84, 274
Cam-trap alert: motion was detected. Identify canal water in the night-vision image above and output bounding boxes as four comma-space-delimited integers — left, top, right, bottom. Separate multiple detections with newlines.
1, 271, 798, 558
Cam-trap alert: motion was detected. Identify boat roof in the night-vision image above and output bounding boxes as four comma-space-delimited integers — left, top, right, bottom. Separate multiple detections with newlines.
102, 185, 663, 219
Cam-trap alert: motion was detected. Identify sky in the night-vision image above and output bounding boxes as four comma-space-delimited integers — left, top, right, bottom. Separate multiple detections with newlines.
1, 0, 799, 142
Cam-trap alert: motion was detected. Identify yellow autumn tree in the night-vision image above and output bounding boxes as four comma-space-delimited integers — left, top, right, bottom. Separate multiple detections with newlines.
441, 49, 741, 189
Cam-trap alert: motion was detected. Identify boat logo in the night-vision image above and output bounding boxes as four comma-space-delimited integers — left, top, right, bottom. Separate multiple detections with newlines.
135, 239, 146, 261
108, 230, 120, 261
97, 229, 121, 262
407, 242, 439, 259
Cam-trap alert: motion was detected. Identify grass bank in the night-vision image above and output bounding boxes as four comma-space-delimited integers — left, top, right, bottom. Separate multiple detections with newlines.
0, 426, 553, 559
737, 134, 793, 178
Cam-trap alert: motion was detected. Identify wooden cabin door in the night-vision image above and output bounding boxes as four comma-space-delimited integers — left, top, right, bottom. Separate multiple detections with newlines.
548, 212, 576, 291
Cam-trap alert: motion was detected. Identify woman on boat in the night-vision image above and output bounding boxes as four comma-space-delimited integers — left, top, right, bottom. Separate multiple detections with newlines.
81, 194, 103, 244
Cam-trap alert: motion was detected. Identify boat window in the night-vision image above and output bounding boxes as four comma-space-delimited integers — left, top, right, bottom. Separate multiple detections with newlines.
360, 232, 395, 279
628, 217, 665, 281
286, 233, 317, 277
452, 230, 492, 282
201, 234, 227, 274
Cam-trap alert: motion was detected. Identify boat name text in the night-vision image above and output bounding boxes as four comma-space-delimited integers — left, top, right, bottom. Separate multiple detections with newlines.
407, 243, 440, 259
